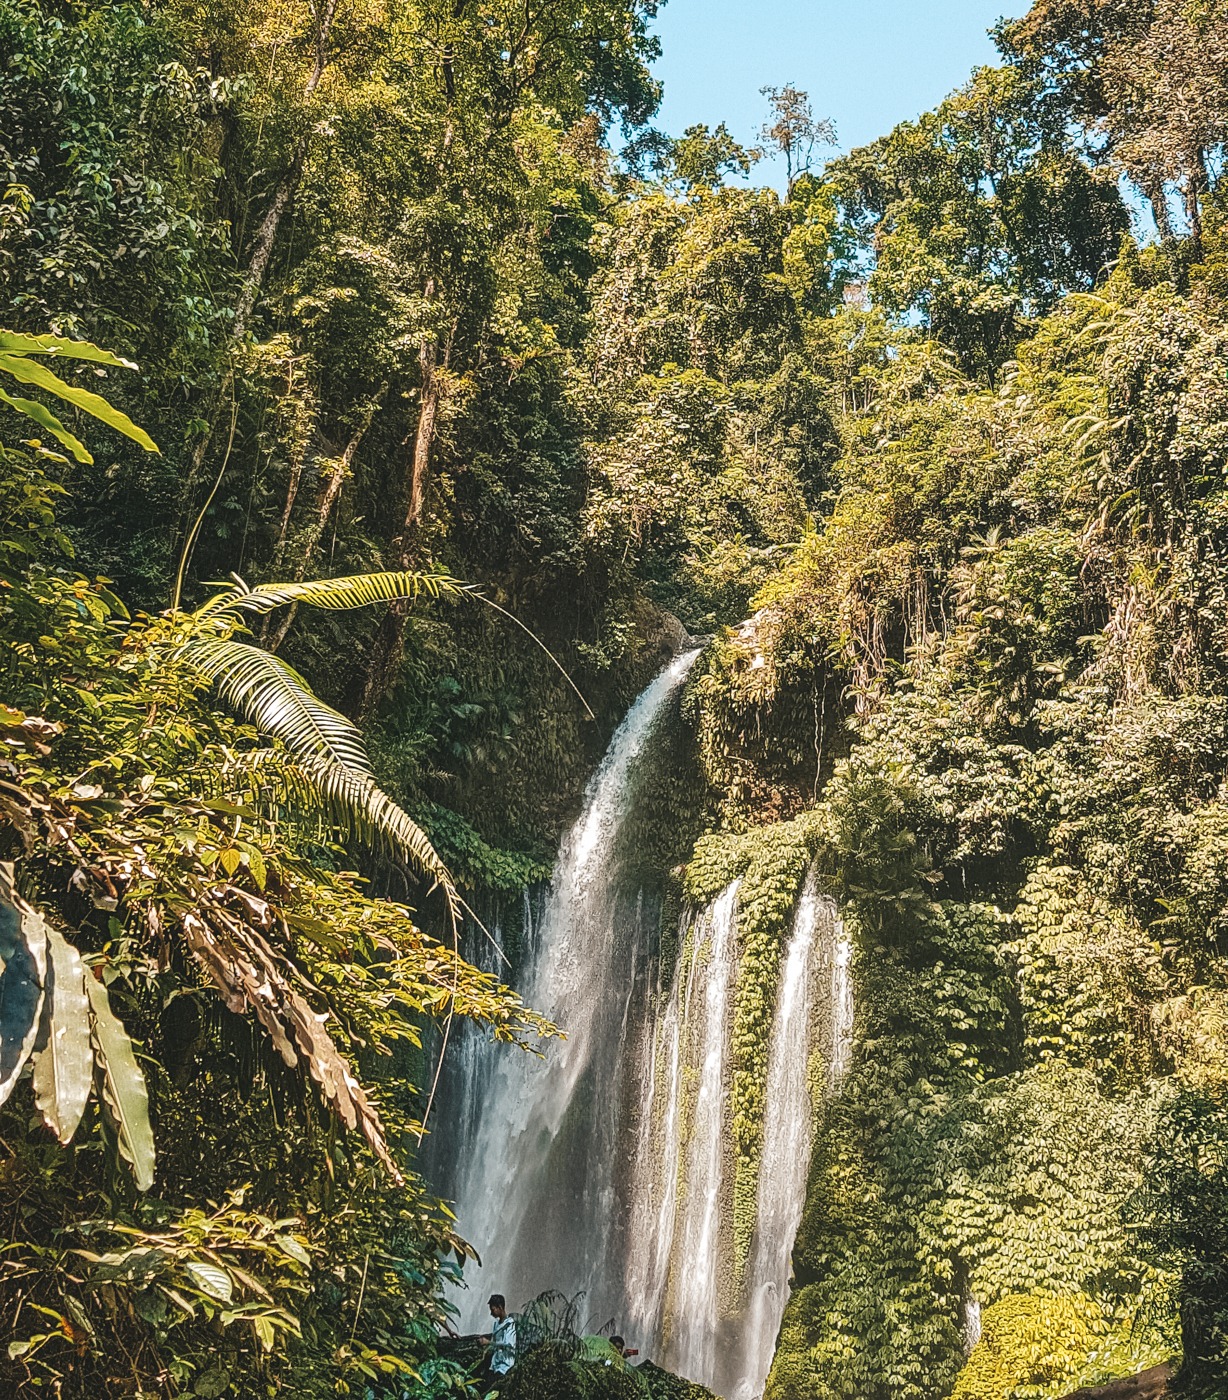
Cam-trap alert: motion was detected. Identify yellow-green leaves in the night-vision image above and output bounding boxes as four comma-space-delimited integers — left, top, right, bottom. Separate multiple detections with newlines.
195, 568, 470, 621
0, 329, 159, 462
0, 331, 139, 367
71, 1202, 313, 1361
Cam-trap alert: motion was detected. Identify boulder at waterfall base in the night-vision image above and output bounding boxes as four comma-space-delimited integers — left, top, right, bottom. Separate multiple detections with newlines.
494, 1351, 716, 1400
1058, 1364, 1174, 1400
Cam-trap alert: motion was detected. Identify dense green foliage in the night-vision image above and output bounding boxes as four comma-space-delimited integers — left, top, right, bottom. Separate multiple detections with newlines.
758, 220, 1228, 1400
6, 0, 1228, 1396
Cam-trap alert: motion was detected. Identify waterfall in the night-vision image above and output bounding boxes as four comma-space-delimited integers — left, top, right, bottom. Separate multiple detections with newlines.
663, 882, 740, 1385
437, 652, 857, 1398
725, 870, 850, 1400
828, 911, 854, 1091
449, 649, 700, 1330
962, 1297, 983, 1354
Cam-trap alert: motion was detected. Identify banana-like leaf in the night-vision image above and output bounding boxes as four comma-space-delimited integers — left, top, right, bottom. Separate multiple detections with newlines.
182, 638, 376, 775
0, 331, 138, 369
0, 863, 48, 1107
85, 974, 155, 1191
195, 569, 469, 621
0, 352, 158, 453
31, 924, 93, 1144
0, 386, 92, 462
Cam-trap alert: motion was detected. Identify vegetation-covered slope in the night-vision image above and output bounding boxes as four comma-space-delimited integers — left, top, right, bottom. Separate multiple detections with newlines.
5, 0, 1228, 1396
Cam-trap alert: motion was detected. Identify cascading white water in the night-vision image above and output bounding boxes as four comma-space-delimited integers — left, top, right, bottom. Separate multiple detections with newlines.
437, 652, 857, 1396
726, 870, 853, 1400
665, 882, 739, 1384
450, 649, 700, 1330
729, 871, 822, 1400
624, 911, 692, 1345
829, 914, 854, 1091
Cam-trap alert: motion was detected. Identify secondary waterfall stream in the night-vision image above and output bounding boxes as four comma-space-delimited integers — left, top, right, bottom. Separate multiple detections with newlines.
441, 654, 854, 1397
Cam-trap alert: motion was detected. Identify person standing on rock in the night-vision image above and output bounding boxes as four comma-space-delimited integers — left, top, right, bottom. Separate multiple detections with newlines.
480, 1294, 517, 1385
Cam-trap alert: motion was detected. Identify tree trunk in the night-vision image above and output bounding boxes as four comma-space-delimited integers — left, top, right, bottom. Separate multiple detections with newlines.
356, 358, 441, 719
1184, 149, 1209, 259
355, 0, 470, 717
173, 0, 341, 594
267, 391, 384, 652
1145, 176, 1174, 242
406, 318, 441, 532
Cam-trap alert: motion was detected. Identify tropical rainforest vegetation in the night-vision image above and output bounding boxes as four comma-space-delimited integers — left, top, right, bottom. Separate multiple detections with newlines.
4, 0, 1228, 1396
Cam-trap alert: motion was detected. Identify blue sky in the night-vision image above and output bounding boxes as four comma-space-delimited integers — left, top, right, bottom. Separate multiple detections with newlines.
649, 0, 1017, 186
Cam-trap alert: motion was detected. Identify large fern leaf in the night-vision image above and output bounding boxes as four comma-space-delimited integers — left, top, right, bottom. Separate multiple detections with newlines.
179, 638, 458, 915
182, 637, 375, 773
182, 567, 589, 916
195, 569, 469, 621
298, 759, 460, 922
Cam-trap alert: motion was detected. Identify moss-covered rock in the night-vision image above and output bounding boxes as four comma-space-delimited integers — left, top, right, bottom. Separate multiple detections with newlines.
492, 1350, 715, 1400
635, 1360, 719, 1400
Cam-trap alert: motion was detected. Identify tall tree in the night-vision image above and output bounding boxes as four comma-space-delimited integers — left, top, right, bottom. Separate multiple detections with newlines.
830, 64, 1127, 379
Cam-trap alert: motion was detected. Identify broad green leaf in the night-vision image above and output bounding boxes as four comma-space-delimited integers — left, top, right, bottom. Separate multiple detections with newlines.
0, 864, 48, 1107
0, 352, 158, 453
85, 973, 156, 1191
30, 923, 94, 1144
192, 1367, 231, 1398
0, 331, 138, 369
253, 1314, 275, 1351
0, 387, 93, 462
133, 1289, 169, 1325
273, 1233, 311, 1266
184, 1259, 233, 1304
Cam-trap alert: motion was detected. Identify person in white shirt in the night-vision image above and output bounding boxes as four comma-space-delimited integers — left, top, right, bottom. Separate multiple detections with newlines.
481, 1293, 517, 1380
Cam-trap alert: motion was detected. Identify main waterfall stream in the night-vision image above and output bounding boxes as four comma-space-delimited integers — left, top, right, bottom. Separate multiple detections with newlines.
441, 654, 853, 1398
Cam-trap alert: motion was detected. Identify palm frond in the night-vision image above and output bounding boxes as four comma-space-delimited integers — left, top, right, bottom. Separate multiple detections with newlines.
194, 570, 471, 621
297, 759, 460, 925
179, 639, 458, 920
182, 638, 375, 775
193, 569, 594, 719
